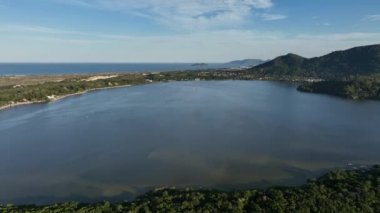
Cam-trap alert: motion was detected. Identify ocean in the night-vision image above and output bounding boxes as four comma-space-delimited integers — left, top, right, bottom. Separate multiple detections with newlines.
0, 63, 227, 76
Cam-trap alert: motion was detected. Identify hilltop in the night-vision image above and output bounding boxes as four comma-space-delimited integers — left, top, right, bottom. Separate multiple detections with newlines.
251, 44, 380, 79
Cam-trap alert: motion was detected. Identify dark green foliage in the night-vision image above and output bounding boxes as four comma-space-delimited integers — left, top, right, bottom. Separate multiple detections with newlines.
252, 44, 380, 79
254, 53, 308, 77
1, 166, 380, 213
298, 75, 380, 100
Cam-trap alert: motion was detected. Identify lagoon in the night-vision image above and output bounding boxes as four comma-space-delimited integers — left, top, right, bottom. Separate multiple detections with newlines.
0, 80, 380, 204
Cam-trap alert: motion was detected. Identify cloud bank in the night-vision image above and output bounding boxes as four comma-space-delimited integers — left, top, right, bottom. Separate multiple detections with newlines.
58, 0, 275, 30
1, 24, 379, 62
260, 13, 287, 21
363, 15, 380, 21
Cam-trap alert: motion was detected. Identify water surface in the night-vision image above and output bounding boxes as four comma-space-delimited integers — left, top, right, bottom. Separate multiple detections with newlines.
0, 81, 380, 204
0, 63, 225, 76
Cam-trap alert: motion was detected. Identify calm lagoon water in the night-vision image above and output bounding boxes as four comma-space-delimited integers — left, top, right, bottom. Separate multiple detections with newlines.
0, 80, 380, 204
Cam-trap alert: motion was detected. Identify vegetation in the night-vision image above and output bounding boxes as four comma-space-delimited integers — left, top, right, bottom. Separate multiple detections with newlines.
251, 44, 380, 79
1, 69, 380, 108
0, 71, 237, 108
1, 45, 380, 211
2, 44, 380, 108
0, 73, 145, 107
1, 166, 379, 212
298, 75, 380, 100
2, 68, 320, 109
247, 44, 380, 100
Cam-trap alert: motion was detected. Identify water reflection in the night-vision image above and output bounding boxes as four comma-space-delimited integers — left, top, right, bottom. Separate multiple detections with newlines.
0, 81, 379, 204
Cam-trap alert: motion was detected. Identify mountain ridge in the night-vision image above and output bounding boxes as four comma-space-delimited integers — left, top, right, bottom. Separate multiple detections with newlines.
251, 44, 380, 79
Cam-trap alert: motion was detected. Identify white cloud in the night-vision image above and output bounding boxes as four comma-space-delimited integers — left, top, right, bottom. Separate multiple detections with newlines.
1, 24, 379, 62
316, 22, 331, 27
261, 13, 287, 21
0, 25, 80, 34
0, 24, 137, 41
56, 0, 274, 30
363, 14, 380, 21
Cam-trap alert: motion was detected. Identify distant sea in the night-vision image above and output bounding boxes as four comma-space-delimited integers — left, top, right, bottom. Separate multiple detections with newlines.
0, 63, 227, 76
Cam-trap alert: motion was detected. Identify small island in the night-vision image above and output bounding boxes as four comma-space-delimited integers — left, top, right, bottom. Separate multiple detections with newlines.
191, 63, 208, 66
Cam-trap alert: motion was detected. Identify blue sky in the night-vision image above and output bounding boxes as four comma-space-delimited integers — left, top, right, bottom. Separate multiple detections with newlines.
0, 0, 379, 62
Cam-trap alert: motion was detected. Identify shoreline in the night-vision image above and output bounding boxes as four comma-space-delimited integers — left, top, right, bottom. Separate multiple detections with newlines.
0, 84, 132, 112
0, 101, 46, 111
1, 69, 377, 112
1, 166, 379, 211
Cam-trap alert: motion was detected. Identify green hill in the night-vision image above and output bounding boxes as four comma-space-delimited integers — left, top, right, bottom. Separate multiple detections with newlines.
251, 44, 380, 79
298, 75, 380, 100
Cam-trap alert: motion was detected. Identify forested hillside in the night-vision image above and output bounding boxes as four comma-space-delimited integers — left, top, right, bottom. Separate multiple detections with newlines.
251, 44, 380, 79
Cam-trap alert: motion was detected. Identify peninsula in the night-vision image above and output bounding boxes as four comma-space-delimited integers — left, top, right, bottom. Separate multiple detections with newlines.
1, 44, 380, 112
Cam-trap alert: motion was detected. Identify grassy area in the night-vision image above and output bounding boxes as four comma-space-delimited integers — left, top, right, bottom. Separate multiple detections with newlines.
0, 74, 91, 87
0, 73, 143, 107
1, 166, 379, 213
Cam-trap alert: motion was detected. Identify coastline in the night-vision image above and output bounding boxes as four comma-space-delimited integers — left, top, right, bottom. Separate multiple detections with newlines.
1, 166, 379, 211
1, 69, 378, 112
0, 101, 46, 111
0, 84, 132, 112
